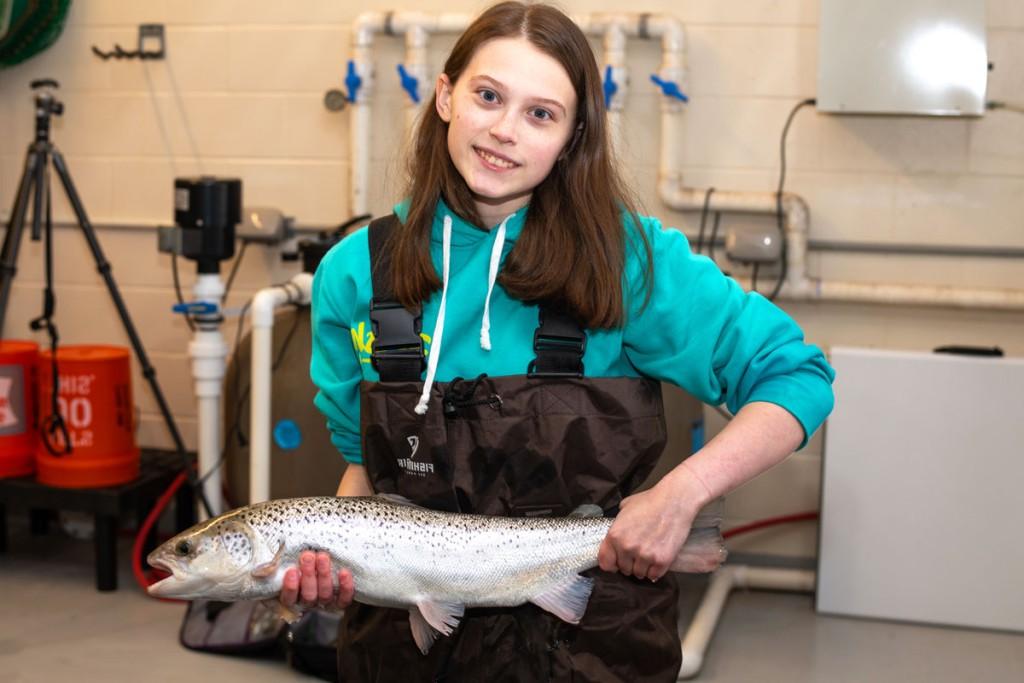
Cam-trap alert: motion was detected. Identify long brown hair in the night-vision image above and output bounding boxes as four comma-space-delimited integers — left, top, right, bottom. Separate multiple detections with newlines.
390, 1, 651, 329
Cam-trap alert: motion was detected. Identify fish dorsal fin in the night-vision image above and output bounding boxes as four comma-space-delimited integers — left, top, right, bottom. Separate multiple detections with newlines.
251, 540, 285, 578
376, 493, 424, 508
530, 574, 595, 624
567, 504, 603, 518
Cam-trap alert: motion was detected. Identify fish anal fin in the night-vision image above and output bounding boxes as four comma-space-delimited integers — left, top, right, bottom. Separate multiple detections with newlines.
530, 574, 595, 624
415, 598, 464, 637
251, 540, 286, 578
408, 607, 438, 655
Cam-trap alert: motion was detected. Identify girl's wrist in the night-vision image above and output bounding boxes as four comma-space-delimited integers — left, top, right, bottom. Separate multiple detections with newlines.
662, 458, 715, 514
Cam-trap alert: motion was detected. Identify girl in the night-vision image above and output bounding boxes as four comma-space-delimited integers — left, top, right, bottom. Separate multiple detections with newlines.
284, 2, 834, 680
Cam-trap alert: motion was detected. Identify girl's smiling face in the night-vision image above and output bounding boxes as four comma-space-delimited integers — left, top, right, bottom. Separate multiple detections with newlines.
435, 37, 578, 227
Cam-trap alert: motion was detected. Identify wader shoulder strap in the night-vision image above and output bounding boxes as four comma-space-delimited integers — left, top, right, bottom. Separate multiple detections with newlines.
368, 214, 425, 382
368, 212, 586, 380
528, 307, 586, 378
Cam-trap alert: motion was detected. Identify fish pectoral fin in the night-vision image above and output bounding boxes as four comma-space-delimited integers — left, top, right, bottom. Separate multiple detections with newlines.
415, 598, 464, 636
408, 607, 438, 655
530, 574, 595, 624
265, 599, 304, 624
251, 540, 286, 578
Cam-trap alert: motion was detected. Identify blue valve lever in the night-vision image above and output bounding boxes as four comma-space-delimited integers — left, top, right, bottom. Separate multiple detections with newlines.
397, 64, 420, 104
650, 74, 689, 102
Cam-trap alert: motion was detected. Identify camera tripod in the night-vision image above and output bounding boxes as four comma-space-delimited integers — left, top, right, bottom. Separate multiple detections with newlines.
0, 79, 213, 517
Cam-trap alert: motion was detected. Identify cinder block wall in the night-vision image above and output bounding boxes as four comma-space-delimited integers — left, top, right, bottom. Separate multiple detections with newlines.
1, 0, 1022, 557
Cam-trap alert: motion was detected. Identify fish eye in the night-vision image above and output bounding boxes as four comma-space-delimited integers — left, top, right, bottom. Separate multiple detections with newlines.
175, 540, 191, 556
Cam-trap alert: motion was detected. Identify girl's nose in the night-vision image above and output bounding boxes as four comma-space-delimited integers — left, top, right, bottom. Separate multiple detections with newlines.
489, 111, 517, 143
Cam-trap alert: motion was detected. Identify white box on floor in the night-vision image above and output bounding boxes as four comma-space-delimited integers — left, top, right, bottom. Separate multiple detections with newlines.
817, 346, 1024, 632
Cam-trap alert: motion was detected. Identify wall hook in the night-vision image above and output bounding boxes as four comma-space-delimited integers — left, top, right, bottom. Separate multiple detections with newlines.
92, 24, 165, 60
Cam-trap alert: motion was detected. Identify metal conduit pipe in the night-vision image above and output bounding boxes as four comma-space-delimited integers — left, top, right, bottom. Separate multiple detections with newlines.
660, 181, 1024, 310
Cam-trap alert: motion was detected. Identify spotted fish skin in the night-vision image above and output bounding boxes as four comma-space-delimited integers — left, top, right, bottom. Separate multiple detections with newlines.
146, 496, 725, 652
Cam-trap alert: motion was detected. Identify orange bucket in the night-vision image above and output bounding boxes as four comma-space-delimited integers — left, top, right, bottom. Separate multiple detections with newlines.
34, 345, 140, 488
0, 340, 39, 479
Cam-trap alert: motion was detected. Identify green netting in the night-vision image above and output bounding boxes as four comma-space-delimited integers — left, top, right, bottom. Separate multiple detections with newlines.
0, 0, 72, 68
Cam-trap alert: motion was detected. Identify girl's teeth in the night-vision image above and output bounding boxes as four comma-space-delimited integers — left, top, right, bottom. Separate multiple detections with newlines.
479, 149, 515, 168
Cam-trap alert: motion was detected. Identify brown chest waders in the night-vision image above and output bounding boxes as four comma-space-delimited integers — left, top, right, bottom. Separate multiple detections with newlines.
336, 214, 682, 682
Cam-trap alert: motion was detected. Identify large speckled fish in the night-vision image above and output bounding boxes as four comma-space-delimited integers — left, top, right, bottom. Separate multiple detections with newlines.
147, 495, 726, 654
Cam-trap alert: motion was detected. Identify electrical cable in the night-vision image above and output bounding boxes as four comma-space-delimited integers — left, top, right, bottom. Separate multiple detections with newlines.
170, 252, 196, 332
221, 240, 248, 303
696, 187, 715, 255
707, 212, 722, 264
132, 469, 189, 596
769, 97, 816, 301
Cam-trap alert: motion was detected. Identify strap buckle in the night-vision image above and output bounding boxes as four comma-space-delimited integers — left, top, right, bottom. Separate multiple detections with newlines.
369, 298, 425, 374
528, 320, 586, 378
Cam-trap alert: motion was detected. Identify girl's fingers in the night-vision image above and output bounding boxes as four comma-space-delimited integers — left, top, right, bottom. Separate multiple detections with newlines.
280, 567, 299, 607
299, 551, 318, 604
316, 552, 334, 603
336, 568, 355, 608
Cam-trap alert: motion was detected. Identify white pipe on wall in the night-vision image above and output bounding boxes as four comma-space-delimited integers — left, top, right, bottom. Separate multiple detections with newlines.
190, 274, 229, 520
603, 23, 629, 160
248, 273, 313, 505
677, 566, 816, 680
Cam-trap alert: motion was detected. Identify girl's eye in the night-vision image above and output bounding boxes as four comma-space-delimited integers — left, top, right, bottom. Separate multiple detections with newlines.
531, 108, 552, 121
479, 89, 498, 103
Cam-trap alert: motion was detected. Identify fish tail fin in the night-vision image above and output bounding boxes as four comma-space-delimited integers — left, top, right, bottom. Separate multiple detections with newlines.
670, 526, 727, 573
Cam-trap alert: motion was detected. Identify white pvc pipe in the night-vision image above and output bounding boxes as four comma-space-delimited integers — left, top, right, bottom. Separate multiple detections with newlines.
189, 274, 228, 519
349, 11, 685, 216
248, 272, 314, 505
678, 566, 816, 680
603, 23, 628, 160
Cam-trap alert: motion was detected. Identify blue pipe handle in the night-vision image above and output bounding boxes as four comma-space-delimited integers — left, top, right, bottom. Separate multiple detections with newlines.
603, 65, 618, 109
397, 64, 421, 104
345, 60, 362, 103
650, 74, 689, 102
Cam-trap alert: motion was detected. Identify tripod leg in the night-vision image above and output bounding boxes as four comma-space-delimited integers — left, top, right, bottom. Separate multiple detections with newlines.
0, 149, 42, 336
49, 149, 213, 518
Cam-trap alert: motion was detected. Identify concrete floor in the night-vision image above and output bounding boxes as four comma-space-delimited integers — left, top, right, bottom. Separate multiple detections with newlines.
1, 512, 1022, 683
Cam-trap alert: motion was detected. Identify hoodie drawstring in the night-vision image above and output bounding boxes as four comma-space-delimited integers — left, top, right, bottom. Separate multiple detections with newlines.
415, 215, 452, 415
480, 214, 511, 351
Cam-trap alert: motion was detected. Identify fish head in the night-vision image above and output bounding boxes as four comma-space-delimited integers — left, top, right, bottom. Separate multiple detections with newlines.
146, 515, 261, 600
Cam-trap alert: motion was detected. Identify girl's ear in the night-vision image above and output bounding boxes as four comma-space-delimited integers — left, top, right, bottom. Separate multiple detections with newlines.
436, 73, 454, 122
558, 122, 584, 161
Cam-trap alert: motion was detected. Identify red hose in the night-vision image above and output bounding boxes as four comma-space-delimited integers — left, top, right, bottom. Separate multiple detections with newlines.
131, 470, 188, 601
722, 511, 818, 539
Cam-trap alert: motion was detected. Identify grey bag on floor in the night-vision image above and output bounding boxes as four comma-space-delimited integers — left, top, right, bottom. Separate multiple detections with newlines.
179, 599, 341, 681
179, 599, 284, 654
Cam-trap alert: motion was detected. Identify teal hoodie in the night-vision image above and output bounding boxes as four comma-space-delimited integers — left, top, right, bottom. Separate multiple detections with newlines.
311, 199, 835, 464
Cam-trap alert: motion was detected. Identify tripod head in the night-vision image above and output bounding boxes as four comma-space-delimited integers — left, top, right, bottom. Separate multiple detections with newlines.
31, 78, 63, 143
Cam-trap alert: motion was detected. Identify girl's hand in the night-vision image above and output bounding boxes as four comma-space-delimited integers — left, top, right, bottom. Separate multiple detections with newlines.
597, 467, 709, 582
280, 550, 355, 610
